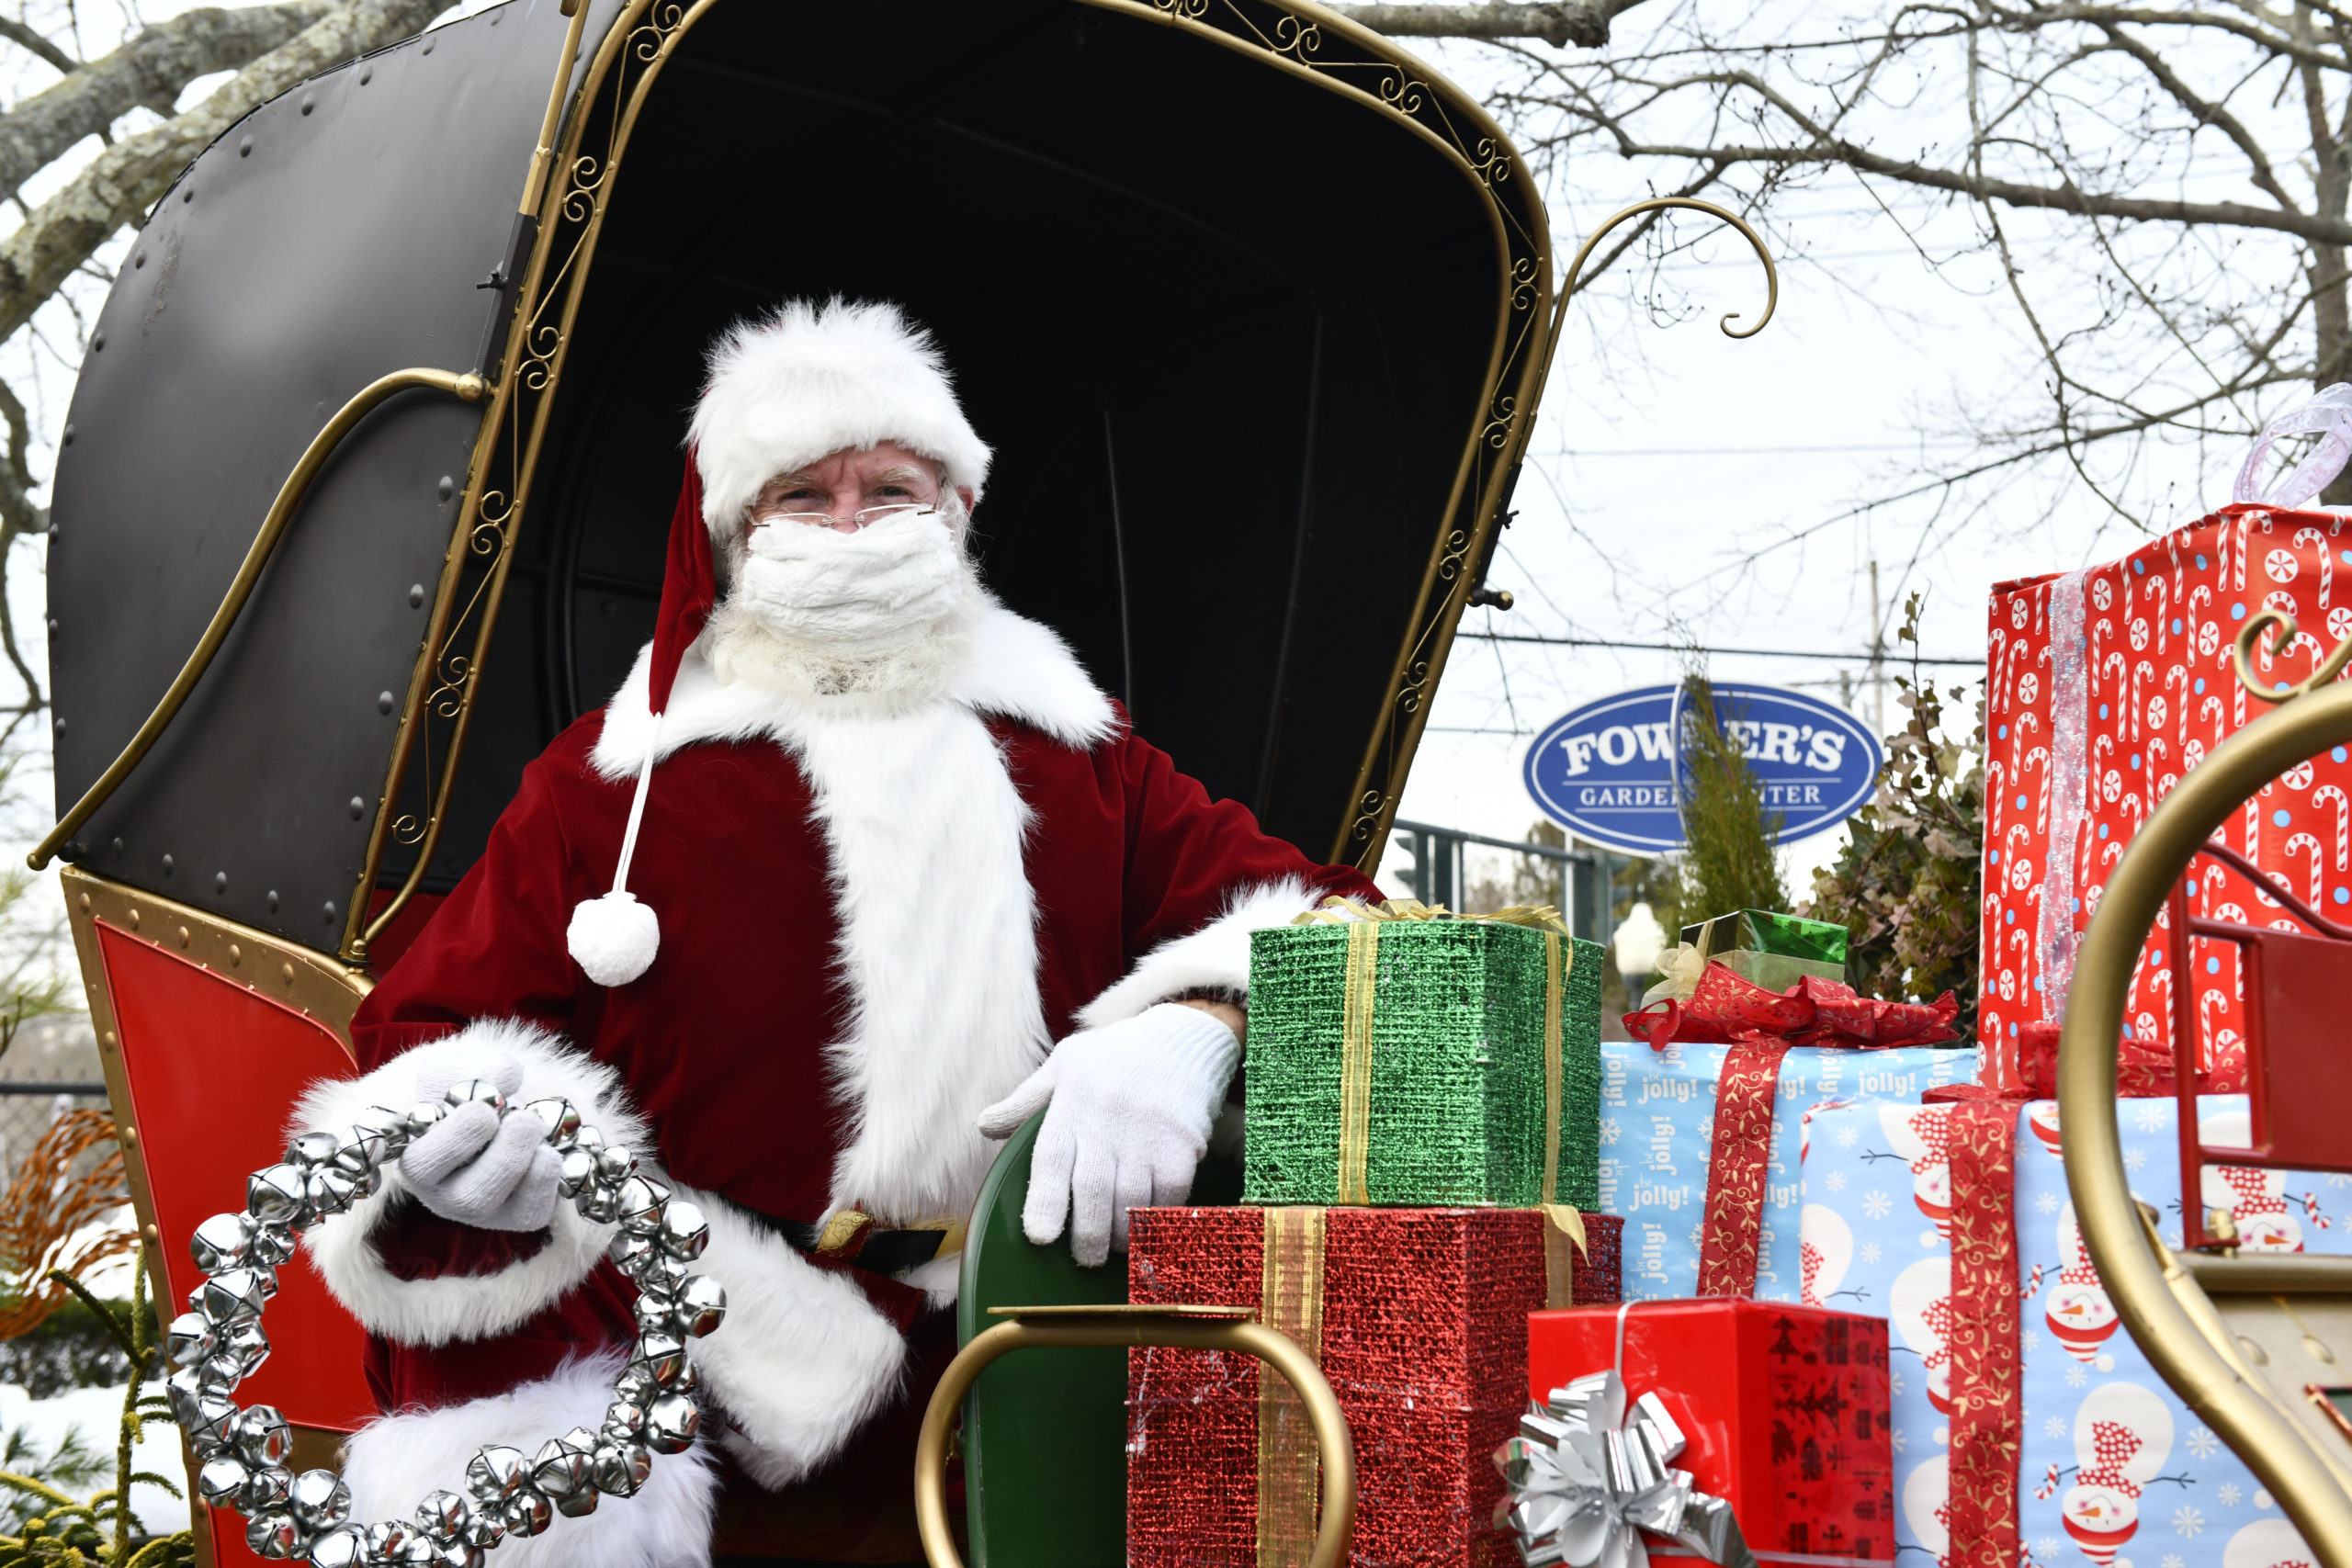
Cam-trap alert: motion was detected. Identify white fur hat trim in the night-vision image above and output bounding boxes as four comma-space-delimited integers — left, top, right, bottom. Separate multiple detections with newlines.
690, 298, 992, 536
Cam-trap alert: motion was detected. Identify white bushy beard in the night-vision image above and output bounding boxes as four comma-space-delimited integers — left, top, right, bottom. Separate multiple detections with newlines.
707, 502, 983, 706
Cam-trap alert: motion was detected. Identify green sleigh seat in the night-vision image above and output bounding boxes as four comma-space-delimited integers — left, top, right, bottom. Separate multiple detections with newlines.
950, 1112, 1246, 1567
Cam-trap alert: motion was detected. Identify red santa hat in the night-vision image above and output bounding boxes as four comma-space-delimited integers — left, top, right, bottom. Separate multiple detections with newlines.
564, 299, 992, 987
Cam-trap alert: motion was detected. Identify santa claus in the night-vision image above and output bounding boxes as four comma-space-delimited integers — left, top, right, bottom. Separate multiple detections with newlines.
296, 298, 1378, 1565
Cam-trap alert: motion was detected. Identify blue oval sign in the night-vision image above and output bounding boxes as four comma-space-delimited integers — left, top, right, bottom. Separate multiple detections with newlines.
1522, 682, 1885, 854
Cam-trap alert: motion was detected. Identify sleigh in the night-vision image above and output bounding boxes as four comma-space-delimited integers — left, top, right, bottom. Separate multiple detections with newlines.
33, 0, 1572, 1562
2060, 613, 2352, 1568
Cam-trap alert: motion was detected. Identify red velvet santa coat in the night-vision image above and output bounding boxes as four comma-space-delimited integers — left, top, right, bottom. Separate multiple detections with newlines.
296, 600, 1375, 1566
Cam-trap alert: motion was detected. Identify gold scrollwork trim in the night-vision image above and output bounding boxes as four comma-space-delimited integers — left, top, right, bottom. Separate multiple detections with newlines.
349, 0, 699, 959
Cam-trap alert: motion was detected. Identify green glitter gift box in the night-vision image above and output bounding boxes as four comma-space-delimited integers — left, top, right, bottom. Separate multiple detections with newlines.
1242, 907, 1602, 1208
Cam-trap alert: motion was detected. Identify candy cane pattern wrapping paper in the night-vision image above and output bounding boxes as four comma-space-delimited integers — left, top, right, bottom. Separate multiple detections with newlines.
1981, 502, 2352, 1090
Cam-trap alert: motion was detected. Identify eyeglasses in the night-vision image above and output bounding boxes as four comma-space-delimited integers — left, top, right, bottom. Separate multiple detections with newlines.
752, 502, 940, 531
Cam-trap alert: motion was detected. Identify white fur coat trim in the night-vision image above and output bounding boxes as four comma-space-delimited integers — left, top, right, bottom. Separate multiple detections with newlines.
1076, 877, 1320, 1030
344, 1353, 718, 1568
295, 1021, 647, 1348
681, 1189, 913, 1488
588, 600, 1114, 778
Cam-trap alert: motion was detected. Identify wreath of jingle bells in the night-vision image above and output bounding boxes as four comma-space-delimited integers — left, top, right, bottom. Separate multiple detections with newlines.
162, 1080, 728, 1567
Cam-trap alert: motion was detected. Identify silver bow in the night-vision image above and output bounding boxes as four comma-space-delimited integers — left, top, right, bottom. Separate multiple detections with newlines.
1493, 1371, 1758, 1568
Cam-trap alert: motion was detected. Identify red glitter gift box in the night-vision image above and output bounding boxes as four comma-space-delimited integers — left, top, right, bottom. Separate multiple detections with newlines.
1126, 1206, 1622, 1568
1528, 1300, 1895, 1567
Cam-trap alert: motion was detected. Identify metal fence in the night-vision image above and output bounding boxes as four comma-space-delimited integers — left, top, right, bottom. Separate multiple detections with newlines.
1388, 819, 1629, 946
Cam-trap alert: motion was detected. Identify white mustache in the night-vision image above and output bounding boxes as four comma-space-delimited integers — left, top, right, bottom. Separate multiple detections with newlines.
733, 509, 966, 645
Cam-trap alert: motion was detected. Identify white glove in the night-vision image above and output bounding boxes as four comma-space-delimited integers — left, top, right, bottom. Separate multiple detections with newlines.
397, 1050, 564, 1232
977, 1002, 1240, 1267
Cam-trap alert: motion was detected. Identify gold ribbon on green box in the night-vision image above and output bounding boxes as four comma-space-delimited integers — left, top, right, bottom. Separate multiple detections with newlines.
1293, 897, 1584, 1208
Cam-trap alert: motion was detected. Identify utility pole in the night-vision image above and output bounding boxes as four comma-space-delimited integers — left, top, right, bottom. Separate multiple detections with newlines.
1868, 558, 1886, 739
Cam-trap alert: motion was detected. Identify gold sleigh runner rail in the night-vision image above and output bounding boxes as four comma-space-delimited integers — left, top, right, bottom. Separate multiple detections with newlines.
29, 368, 488, 874
2067, 613, 2352, 1563
913, 1304, 1358, 1568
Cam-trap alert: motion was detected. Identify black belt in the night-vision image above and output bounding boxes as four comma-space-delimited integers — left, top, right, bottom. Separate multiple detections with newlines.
744, 1208, 964, 1279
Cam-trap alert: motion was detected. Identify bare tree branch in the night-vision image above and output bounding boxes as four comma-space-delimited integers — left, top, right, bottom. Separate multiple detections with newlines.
0, 3, 334, 207
0, 0, 445, 350
0, 18, 79, 77
1326, 0, 1649, 49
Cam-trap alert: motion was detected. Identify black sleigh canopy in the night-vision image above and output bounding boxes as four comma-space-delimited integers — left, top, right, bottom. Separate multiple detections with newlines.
45, 0, 1555, 961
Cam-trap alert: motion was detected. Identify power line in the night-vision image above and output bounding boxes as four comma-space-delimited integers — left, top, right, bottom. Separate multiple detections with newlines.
1458, 630, 1981, 666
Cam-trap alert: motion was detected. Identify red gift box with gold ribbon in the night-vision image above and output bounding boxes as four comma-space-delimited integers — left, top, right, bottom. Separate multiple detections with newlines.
1125, 1205, 1622, 1568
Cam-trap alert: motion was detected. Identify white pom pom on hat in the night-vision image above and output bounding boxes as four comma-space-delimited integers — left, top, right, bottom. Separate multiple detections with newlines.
566, 298, 986, 987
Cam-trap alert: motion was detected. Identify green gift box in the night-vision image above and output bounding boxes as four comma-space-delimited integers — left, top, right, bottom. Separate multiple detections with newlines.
1241, 910, 1602, 1208
1680, 908, 1849, 970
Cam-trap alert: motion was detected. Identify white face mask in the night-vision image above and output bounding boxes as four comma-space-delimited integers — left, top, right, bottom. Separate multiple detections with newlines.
708, 504, 981, 701
731, 505, 967, 649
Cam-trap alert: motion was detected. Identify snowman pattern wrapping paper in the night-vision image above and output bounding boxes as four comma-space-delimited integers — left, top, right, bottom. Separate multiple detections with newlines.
1595, 1039, 1978, 1301
1800, 1095, 2340, 1568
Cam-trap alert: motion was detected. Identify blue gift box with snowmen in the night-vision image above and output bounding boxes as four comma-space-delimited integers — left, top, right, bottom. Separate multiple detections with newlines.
1594, 1038, 1977, 1301
1798, 1094, 2346, 1568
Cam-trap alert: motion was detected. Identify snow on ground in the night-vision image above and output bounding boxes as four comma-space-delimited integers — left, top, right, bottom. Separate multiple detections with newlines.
0, 1380, 191, 1534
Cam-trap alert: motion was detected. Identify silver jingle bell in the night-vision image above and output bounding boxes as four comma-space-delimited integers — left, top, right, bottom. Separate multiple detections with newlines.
631, 1292, 673, 1337
403, 1100, 449, 1139
591, 1440, 651, 1497
630, 1330, 688, 1390
165, 1311, 216, 1371
197, 1267, 276, 1324
523, 1097, 580, 1144
603, 1400, 646, 1438
444, 1077, 507, 1113
615, 1176, 667, 1236
248, 1222, 301, 1267
331, 1127, 387, 1178
303, 1525, 367, 1568
239, 1462, 293, 1514
286, 1130, 344, 1170
459, 1506, 506, 1551
593, 1145, 637, 1185
247, 1164, 311, 1227
560, 1147, 599, 1199
415, 1488, 470, 1541
353, 1103, 413, 1154
643, 1392, 702, 1455
189, 1212, 256, 1272
232, 1404, 294, 1468
657, 1200, 709, 1260
612, 1364, 659, 1409
608, 1229, 656, 1275
463, 1445, 529, 1503
304, 1166, 360, 1218
194, 1453, 248, 1507
577, 1183, 625, 1225
553, 1485, 601, 1520
212, 1315, 271, 1381
288, 1467, 352, 1529
166, 1371, 239, 1450
673, 1275, 727, 1338
529, 1436, 589, 1500
633, 1251, 690, 1298
501, 1489, 554, 1539
363, 1520, 416, 1561
246, 1508, 301, 1560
